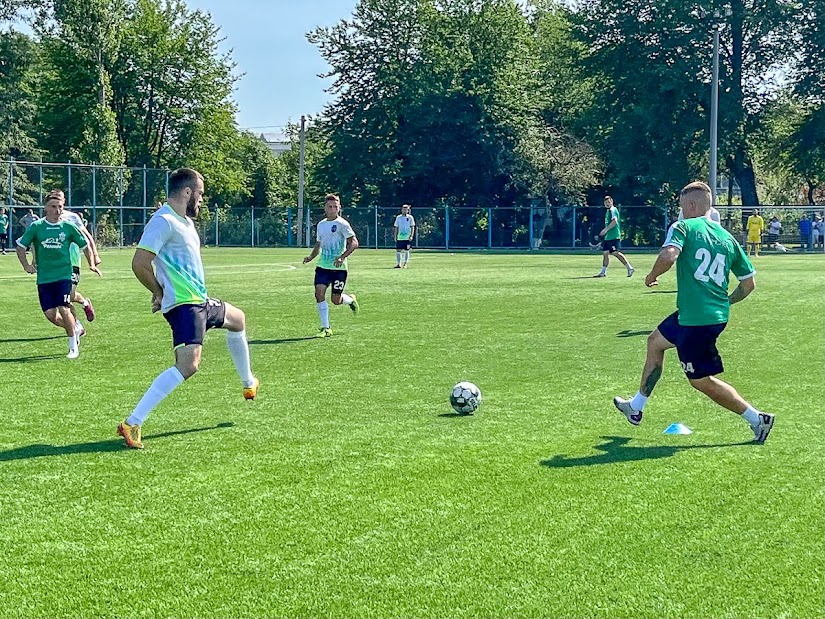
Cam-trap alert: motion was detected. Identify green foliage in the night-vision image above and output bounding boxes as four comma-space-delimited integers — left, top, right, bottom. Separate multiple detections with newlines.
0, 30, 39, 159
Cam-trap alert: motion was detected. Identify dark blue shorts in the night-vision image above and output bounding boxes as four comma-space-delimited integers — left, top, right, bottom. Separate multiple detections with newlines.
658, 312, 727, 379
38, 280, 72, 312
163, 299, 226, 349
396, 239, 412, 251
314, 267, 348, 295
602, 239, 621, 253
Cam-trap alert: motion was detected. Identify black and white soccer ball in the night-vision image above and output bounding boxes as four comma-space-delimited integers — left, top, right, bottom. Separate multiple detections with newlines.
450, 381, 482, 415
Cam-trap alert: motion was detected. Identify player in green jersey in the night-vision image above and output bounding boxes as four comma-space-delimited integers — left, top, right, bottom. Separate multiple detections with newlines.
613, 181, 774, 443
594, 196, 634, 278
0, 207, 9, 254
16, 193, 101, 358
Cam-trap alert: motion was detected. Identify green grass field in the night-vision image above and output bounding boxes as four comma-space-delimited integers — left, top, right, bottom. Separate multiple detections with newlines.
0, 248, 823, 618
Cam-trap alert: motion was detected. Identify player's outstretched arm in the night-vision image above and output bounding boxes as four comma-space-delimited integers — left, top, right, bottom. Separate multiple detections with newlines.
645, 246, 680, 287
83, 245, 102, 276
80, 225, 102, 265
729, 276, 755, 305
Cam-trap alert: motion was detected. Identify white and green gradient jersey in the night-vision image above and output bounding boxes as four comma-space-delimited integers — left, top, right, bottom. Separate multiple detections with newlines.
394, 214, 415, 240
664, 217, 755, 326
60, 210, 85, 267
137, 204, 207, 313
316, 216, 355, 271
604, 206, 621, 240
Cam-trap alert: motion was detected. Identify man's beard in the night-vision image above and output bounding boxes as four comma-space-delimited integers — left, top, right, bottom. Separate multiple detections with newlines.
186, 194, 199, 218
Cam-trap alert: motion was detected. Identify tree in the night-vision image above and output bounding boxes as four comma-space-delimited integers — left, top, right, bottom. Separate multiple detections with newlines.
0, 30, 38, 160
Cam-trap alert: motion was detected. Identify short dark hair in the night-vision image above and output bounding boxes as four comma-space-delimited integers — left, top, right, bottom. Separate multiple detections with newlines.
168, 168, 203, 196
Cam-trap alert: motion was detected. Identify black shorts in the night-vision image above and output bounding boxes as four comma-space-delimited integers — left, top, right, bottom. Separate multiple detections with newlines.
396, 239, 412, 251
163, 299, 226, 349
658, 312, 727, 379
0, 233, 8, 243
314, 267, 348, 295
38, 280, 72, 312
601, 239, 621, 253
71, 266, 80, 286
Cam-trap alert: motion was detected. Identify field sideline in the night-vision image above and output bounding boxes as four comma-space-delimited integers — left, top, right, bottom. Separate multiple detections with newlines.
0, 248, 822, 618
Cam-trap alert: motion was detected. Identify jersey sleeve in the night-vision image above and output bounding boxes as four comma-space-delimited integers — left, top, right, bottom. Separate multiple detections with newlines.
137, 215, 171, 255
663, 220, 687, 249
409, 215, 416, 226
730, 240, 756, 280
393, 216, 401, 227
68, 223, 88, 249
17, 224, 35, 248
340, 219, 355, 239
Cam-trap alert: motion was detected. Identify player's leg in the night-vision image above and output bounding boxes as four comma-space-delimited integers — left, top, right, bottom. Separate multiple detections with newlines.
595, 250, 609, 277
613, 314, 677, 424
219, 301, 258, 398
329, 272, 357, 314
315, 277, 332, 336
403, 241, 411, 267
395, 240, 402, 268
613, 250, 634, 276
0, 234, 7, 254
71, 269, 96, 322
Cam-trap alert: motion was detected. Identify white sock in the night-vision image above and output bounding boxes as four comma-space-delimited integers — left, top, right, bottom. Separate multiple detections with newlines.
127, 367, 185, 426
404, 250, 410, 264
317, 301, 330, 328
226, 329, 255, 387
600, 266, 607, 274
68, 336, 77, 354
626, 263, 634, 271
341, 293, 353, 305
742, 406, 761, 427
396, 251, 402, 265
82, 300, 90, 308
630, 391, 648, 412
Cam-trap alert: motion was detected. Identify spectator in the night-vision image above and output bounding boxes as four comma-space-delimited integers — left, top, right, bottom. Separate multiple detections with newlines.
799, 212, 812, 250
767, 216, 781, 248
813, 214, 824, 250
19, 208, 40, 230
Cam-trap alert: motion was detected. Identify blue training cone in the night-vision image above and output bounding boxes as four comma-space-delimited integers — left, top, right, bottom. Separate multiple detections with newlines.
663, 422, 692, 435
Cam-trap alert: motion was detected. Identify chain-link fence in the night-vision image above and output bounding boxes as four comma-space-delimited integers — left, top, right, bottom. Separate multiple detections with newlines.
4, 160, 823, 250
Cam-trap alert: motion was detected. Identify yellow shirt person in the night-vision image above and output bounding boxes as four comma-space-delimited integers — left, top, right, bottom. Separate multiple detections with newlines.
745, 209, 765, 256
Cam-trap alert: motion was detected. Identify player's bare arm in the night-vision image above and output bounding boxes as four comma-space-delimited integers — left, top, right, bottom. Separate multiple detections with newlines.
393, 226, 399, 241
303, 241, 321, 264
600, 217, 618, 237
645, 246, 680, 287
333, 236, 359, 267
79, 225, 102, 265
728, 275, 755, 305
83, 245, 102, 276
15, 244, 36, 273
132, 248, 164, 311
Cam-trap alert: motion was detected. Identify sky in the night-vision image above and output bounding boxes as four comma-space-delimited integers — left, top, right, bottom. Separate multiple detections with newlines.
185, 0, 358, 132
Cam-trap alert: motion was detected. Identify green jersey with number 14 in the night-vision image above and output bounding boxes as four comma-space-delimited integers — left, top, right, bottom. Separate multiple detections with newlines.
663, 217, 755, 326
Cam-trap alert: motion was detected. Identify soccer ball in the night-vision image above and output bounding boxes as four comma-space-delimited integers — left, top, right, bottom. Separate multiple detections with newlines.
450, 382, 482, 415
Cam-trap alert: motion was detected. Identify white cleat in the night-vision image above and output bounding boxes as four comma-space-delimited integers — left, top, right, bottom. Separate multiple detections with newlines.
627, 268, 635, 277
751, 413, 775, 444
67, 349, 80, 359
76, 323, 86, 337
613, 396, 643, 426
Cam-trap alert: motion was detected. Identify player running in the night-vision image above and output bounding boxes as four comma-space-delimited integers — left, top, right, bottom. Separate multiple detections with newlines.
613, 181, 774, 443
15, 193, 101, 358
119, 168, 259, 450
393, 204, 415, 268
303, 193, 360, 337
594, 196, 634, 278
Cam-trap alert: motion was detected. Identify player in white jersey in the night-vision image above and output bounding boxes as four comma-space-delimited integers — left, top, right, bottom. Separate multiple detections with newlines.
48, 190, 101, 335
118, 168, 259, 450
303, 193, 360, 337
393, 204, 416, 268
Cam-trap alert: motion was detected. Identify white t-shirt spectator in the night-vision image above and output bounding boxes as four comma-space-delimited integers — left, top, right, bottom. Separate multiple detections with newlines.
768, 220, 781, 236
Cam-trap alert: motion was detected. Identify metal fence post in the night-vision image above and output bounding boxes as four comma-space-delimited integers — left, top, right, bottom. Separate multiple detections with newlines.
67, 160, 72, 207
91, 165, 97, 233
251, 205, 255, 247
7, 157, 12, 208
488, 207, 492, 248
305, 205, 311, 247
374, 206, 379, 249
287, 207, 292, 246
38, 161, 43, 206
142, 165, 147, 226
445, 205, 450, 250
215, 207, 219, 247
118, 166, 124, 248
529, 204, 534, 250
572, 206, 577, 248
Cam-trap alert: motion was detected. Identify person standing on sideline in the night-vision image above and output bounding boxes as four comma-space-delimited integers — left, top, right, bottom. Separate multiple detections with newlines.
19, 208, 40, 230
120, 168, 259, 450
746, 208, 765, 257
393, 204, 416, 268
798, 212, 812, 250
303, 193, 360, 337
0, 208, 9, 254
767, 216, 782, 248
15, 193, 101, 358
594, 196, 634, 277
613, 181, 774, 443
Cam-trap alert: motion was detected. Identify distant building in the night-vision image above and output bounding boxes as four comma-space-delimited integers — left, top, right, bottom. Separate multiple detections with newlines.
259, 132, 291, 156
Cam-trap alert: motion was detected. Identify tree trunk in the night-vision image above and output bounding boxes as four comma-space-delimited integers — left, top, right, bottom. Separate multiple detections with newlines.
807, 180, 815, 205
727, 152, 759, 206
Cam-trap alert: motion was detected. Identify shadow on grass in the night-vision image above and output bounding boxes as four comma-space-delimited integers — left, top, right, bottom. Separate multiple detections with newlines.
0, 335, 64, 344
616, 329, 653, 338
541, 435, 754, 469
564, 276, 602, 280
644, 290, 677, 294
0, 422, 235, 462
0, 354, 63, 363
249, 337, 318, 345
438, 412, 475, 419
